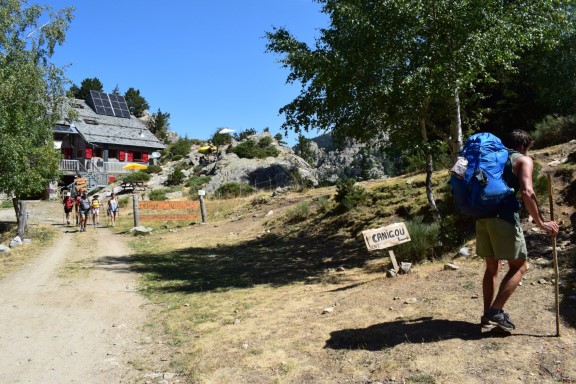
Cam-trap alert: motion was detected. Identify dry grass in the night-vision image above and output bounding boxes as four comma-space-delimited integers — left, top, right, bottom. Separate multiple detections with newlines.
121, 145, 576, 384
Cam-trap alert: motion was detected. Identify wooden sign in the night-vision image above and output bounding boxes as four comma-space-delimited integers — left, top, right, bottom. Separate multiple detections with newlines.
362, 222, 411, 251
138, 200, 199, 210
139, 214, 198, 221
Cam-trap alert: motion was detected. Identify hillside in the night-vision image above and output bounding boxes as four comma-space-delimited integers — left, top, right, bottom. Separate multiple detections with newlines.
0, 140, 575, 383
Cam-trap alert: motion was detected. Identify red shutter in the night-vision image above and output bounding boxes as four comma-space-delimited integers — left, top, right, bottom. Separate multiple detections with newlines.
127, 151, 133, 161
85, 148, 93, 159
63, 148, 72, 159
119, 150, 125, 161
142, 153, 149, 162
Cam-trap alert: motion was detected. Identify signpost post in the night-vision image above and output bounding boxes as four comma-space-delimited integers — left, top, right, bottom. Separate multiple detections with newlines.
362, 222, 411, 273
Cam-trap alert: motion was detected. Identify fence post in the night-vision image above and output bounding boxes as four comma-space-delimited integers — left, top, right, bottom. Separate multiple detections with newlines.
132, 194, 140, 227
198, 190, 207, 224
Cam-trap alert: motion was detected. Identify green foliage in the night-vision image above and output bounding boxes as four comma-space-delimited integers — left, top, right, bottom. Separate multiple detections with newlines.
274, 133, 287, 145
295, 134, 314, 165
144, 164, 162, 174
124, 87, 149, 117
164, 137, 195, 160
211, 129, 232, 146
1, 200, 13, 209
228, 137, 279, 159
186, 176, 210, 194
334, 179, 366, 212
118, 196, 130, 208
285, 201, 311, 223
532, 115, 576, 149
122, 171, 150, 183
396, 217, 441, 264
73, 77, 103, 100
0, 1, 73, 212
314, 195, 330, 213
215, 182, 256, 199
147, 108, 170, 142
165, 169, 185, 186
531, 161, 548, 205
148, 189, 168, 201
233, 128, 257, 141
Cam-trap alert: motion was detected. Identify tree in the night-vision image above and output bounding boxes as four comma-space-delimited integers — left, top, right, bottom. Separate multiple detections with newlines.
72, 77, 103, 100
111, 84, 120, 95
0, 0, 74, 228
295, 134, 314, 165
267, 0, 573, 217
124, 87, 149, 117
147, 108, 170, 142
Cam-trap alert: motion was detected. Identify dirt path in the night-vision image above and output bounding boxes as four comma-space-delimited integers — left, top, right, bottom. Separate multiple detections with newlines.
0, 208, 150, 383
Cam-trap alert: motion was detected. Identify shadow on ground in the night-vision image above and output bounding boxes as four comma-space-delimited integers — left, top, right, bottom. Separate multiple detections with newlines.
324, 317, 555, 350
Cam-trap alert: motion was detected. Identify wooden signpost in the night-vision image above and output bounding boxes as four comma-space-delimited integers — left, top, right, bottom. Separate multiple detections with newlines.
362, 222, 411, 273
137, 200, 199, 222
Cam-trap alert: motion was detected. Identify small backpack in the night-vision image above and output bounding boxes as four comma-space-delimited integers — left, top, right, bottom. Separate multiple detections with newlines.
64, 197, 73, 209
449, 132, 515, 218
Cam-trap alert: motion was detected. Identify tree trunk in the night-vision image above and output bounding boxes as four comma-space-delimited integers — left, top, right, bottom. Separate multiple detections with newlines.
16, 200, 27, 238
449, 84, 463, 160
419, 107, 440, 221
12, 196, 20, 227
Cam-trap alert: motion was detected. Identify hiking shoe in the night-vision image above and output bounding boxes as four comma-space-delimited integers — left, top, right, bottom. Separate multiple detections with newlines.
485, 310, 516, 331
480, 315, 495, 330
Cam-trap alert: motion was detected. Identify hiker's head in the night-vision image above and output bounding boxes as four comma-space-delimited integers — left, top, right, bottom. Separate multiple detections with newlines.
506, 130, 533, 154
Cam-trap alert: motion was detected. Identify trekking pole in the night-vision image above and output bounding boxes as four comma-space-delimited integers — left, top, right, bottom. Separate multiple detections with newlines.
547, 173, 561, 337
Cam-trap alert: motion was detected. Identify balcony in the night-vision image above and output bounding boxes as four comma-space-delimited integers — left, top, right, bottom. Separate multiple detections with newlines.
60, 160, 147, 174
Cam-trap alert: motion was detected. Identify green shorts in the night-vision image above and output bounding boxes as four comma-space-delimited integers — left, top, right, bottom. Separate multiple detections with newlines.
476, 218, 527, 260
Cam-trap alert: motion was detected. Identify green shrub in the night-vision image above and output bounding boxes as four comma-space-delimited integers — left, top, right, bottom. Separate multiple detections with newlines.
314, 195, 330, 213
396, 217, 441, 264
533, 115, 576, 149
163, 137, 198, 159
285, 201, 311, 223
215, 182, 255, 199
1, 200, 12, 209
165, 169, 185, 186
228, 137, 279, 159
186, 175, 210, 194
148, 189, 168, 201
233, 128, 257, 141
122, 171, 150, 183
118, 196, 130, 208
144, 164, 162, 174
334, 179, 366, 212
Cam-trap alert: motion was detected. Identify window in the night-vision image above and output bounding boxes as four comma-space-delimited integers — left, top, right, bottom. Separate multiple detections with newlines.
108, 149, 118, 159
94, 148, 103, 158
83, 119, 99, 125
133, 151, 142, 161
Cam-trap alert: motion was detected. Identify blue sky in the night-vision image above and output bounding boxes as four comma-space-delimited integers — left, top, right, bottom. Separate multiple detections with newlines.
41, 1, 329, 146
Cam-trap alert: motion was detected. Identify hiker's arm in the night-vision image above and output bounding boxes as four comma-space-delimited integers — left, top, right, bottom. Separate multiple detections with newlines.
516, 156, 559, 236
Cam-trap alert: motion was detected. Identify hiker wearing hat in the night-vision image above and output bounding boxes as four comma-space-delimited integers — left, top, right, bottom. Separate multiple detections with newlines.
78, 191, 91, 232
62, 192, 74, 225
90, 194, 101, 227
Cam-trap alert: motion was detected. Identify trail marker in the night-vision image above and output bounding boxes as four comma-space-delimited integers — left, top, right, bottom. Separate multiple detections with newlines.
362, 222, 411, 273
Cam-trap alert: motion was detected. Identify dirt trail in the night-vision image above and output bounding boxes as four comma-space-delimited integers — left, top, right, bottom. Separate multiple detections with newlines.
0, 211, 149, 383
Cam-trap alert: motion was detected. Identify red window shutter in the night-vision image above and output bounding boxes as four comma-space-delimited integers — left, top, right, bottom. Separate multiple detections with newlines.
127, 151, 133, 161
85, 148, 93, 159
64, 148, 72, 159
119, 150, 125, 161
142, 153, 149, 162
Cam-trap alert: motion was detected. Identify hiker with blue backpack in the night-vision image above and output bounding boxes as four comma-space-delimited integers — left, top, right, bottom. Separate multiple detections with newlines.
450, 130, 558, 331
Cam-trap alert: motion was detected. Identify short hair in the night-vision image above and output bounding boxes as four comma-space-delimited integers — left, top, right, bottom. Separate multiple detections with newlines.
506, 130, 533, 150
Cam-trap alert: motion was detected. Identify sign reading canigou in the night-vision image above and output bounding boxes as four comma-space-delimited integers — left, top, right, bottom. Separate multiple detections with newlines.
362, 222, 411, 251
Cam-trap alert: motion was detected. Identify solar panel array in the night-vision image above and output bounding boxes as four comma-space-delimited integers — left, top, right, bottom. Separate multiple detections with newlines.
88, 90, 131, 118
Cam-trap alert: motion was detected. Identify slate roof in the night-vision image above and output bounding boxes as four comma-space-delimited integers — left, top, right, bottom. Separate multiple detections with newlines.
58, 98, 166, 150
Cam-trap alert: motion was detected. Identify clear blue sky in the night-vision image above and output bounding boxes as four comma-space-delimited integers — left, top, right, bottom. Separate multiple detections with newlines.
42, 1, 329, 146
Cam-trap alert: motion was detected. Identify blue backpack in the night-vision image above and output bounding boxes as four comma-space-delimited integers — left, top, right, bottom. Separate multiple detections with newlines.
449, 132, 515, 218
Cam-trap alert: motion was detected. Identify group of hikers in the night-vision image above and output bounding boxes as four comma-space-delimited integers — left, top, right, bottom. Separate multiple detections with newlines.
62, 191, 120, 231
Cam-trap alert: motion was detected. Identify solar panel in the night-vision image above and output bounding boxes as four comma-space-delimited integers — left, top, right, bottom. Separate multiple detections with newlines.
87, 90, 131, 118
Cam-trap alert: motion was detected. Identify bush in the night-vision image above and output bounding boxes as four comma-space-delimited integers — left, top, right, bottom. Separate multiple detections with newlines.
228, 137, 279, 159
314, 195, 330, 213
215, 182, 256, 199
144, 164, 162, 174
285, 201, 311, 223
165, 169, 185, 186
334, 178, 366, 212
118, 196, 130, 208
186, 175, 210, 194
396, 217, 441, 263
1, 200, 12, 209
532, 115, 576, 149
148, 189, 168, 201
163, 137, 198, 160
123, 171, 150, 183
